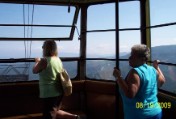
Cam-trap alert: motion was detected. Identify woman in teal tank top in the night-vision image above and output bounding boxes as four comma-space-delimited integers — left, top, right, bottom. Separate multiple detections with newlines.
33, 40, 80, 119
113, 44, 165, 119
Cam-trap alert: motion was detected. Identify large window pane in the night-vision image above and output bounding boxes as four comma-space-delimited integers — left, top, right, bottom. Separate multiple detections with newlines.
118, 1, 140, 78
119, 1, 140, 29
150, 0, 176, 94
150, 0, 176, 25
119, 31, 140, 78
158, 65, 176, 93
151, 27, 176, 93
0, 3, 76, 38
0, 62, 38, 82
88, 3, 115, 30
86, 60, 115, 80
0, 61, 77, 82
120, 31, 140, 53
151, 27, 176, 59
0, 4, 80, 82
87, 3, 115, 80
87, 32, 115, 58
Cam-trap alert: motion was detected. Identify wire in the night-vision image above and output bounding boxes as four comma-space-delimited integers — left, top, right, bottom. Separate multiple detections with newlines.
24, 4, 35, 74
22, 3, 35, 75
29, 3, 35, 58
23, 4, 27, 59
26, 3, 35, 74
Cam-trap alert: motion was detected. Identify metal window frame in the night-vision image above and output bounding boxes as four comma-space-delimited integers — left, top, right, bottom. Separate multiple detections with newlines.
0, 3, 80, 41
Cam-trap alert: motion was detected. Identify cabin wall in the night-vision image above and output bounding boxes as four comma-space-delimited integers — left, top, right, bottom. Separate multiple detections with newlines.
85, 80, 116, 119
0, 82, 42, 118
0, 80, 116, 119
0, 80, 175, 119
158, 92, 176, 119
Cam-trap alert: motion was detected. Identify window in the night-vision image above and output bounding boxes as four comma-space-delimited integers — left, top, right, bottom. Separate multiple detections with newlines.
0, 3, 76, 39
150, 0, 176, 94
86, 2, 140, 80
86, 3, 116, 80
119, 1, 140, 78
0, 3, 80, 82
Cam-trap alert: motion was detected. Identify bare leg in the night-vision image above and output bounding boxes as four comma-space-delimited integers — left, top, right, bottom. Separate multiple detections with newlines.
50, 108, 78, 119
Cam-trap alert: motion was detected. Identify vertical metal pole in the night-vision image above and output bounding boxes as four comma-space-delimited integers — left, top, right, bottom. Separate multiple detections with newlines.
140, 0, 151, 61
115, 0, 120, 67
79, 5, 87, 80
140, 0, 146, 44
140, 0, 151, 47
115, 0, 120, 118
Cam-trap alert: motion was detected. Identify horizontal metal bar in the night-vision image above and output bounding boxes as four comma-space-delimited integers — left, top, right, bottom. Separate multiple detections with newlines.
147, 22, 176, 29
86, 22, 176, 33
147, 61, 176, 66
0, 24, 73, 27
85, 58, 116, 61
85, 58, 176, 66
86, 28, 140, 33
0, 58, 175, 66
0, 37, 71, 41
0, 57, 80, 63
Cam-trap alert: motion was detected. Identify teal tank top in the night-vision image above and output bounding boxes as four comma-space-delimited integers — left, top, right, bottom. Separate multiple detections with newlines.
120, 64, 161, 119
39, 57, 63, 98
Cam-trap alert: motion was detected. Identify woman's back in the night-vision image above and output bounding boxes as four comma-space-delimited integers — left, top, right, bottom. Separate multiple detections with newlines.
121, 64, 161, 119
39, 57, 63, 98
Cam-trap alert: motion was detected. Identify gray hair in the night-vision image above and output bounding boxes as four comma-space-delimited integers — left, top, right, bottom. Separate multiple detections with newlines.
131, 44, 150, 60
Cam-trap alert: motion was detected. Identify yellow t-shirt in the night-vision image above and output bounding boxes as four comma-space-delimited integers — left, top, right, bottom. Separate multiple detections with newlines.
39, 57, 63, 98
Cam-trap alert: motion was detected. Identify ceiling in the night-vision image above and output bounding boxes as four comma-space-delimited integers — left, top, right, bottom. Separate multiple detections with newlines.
0, 0, 139, 5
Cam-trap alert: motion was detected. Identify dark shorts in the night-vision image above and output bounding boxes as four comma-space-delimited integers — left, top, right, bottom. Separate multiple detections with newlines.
42, 95, 63, 119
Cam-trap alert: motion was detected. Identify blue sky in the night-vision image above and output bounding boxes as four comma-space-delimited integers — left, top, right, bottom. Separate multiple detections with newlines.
0, 0, 176, 59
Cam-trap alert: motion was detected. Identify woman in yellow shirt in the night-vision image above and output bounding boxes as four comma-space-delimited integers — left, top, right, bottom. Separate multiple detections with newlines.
33, 40, 80, 119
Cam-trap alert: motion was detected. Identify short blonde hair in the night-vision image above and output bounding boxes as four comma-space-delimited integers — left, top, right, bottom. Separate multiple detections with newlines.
131, 44, 150, 60
42, 39, 58, 57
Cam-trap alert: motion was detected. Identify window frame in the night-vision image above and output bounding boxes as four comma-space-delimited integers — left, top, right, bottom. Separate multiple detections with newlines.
0, 3, 80, 41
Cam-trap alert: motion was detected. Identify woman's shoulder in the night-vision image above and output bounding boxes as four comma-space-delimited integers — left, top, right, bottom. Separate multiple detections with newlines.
54, 57, 63, 66
54, 56, 62, 63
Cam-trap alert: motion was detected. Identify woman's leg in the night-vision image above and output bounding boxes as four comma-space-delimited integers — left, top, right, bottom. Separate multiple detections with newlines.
49, 96, 80, 119
42, 96, 63, 119
51, 108, 78, 119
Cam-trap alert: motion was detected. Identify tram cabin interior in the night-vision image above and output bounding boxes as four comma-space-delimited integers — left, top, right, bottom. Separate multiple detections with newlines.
0, 0, 176, 119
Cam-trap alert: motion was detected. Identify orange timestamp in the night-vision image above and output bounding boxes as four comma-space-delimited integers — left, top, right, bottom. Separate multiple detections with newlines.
136, 102, 171, 109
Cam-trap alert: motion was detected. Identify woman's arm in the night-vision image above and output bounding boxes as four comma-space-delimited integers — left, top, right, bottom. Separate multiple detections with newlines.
113, 68, 140, 98
33, 58, 47, 74
153, 60, 165, 87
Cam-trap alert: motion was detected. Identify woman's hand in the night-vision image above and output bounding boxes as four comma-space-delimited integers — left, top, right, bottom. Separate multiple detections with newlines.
153, 60, 160, 69
113, 67, 121, 79
153, 60, 165, 87
35, 58, 41, 63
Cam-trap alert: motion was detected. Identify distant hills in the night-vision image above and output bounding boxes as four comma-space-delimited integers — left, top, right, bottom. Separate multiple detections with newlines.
86, 45, 176, 93
120, 45, 176, 63
151, 45, 176, 64
0, 45, 176, 94
150, 45, 176, 93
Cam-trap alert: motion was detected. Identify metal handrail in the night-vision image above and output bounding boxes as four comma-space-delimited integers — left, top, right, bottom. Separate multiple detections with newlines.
0, 58, 176, 66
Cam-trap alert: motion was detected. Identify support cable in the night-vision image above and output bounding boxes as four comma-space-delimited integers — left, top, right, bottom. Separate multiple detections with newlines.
23, 4, 27, 59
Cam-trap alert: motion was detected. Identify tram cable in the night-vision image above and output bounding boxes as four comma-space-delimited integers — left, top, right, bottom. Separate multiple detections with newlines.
22, 3, 35, 76
23, 4, 27, 59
